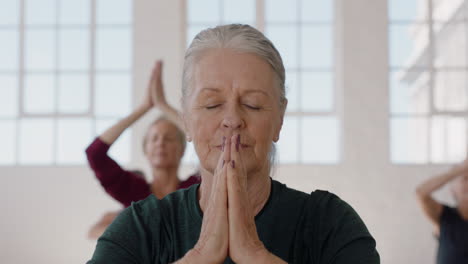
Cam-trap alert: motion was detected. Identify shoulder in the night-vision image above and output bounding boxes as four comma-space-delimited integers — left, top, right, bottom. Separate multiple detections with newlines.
440, 205, 464, 225
112, 194, 162, 230
270, 181, 366, 231
303, 190, 371, 236
299, 190, 380, 263
271, 180, 309, 201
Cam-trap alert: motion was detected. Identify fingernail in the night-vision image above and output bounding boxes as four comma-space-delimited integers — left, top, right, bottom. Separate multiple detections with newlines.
222, 136, 226, 151
231, 160, 235, 169
236, 134, 240, 152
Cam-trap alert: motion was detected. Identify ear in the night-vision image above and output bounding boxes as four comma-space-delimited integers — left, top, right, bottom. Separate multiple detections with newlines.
182, 112, 193, 142
273, 98, 287, 143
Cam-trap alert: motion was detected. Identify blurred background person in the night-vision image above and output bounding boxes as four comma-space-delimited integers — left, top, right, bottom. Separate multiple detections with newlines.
416, 159, 468, 264
86, 61, 200, 239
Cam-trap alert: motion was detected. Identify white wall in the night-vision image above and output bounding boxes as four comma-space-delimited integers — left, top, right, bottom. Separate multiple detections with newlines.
0, 0, 457, 263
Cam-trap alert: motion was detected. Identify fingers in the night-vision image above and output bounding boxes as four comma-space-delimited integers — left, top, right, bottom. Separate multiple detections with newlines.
214, 136, 227, 175
210, 136, 228, 206
227, 134, 250, 217
155, 60, 163, 84
229, 134, 243, 170
149, 61, 160, 86
228, 134, 246, 187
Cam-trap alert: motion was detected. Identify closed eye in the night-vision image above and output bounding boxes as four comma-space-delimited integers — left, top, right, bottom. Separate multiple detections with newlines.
206, 104, 221, 109
244, 104, 261, 110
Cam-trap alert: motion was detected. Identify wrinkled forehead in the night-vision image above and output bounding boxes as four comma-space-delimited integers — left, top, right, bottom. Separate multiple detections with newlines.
189, 49, 277, 97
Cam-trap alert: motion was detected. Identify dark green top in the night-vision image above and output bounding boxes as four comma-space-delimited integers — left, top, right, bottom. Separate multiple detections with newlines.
88, 179, 380, 263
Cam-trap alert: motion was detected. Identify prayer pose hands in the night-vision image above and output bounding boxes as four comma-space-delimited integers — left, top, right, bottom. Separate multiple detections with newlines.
185, 135, 272, 264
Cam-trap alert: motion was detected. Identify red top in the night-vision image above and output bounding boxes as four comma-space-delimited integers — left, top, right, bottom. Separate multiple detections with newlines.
85, 137, 201, 207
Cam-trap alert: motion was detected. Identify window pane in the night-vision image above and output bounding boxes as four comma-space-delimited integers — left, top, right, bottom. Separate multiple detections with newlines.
223, 0, 255, 24
432, 0, 466, 22
265, 0, 298, 23
265, 25, 298, 70
301, 72, 333, 112
0, 75, 18, 117
276, 116, 298, 163
300, 0, 333, 22
25, 29, 56, 71
25, 0, 56, 25
59, 0, 90, 25
182, 141, 200, 165
446, 117, 467, 162
187, 0, 220, 24
95, 74, 131, 117
301, 25, 333, 68
389, 24, 429, 68
58, 74, 89, 114
391, 117, 428, 163
388, 0, 423, 22
0, 0, 19, 25
434, 22, 467, 68
0, 120, 16, 165
96, 0, 132, 25
434, 71, 467, 112
390, 70, 429, 114
301, 117, 339, 163
57, 118, 93, 164
96, 28, 132, 70
59, 28, 89, 70
24, 74, 55, 114
431, 116, 466, 163
19, 118, 54, 165
95, 118, 130, 164
0, 30, 19, 70
285, 71, 299, 112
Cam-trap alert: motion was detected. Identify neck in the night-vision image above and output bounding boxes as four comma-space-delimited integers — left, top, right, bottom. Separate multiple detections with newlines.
150, 166, 179, 199
198, 167, 271, 216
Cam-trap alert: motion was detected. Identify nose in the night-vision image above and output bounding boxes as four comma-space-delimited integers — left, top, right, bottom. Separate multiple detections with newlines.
222, 104, 245, 131
155, 137, 165, 146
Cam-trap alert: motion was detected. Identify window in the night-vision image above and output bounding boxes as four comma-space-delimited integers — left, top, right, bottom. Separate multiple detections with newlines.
0, 0, 133, 166
389, 0, 468, 164
184, 0, 339, 165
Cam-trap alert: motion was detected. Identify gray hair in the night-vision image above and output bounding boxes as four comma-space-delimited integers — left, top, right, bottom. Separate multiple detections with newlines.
182, 24, 286, 108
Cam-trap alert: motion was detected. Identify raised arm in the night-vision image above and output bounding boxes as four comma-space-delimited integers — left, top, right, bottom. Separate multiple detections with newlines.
415, 159, 468, 231
99, 60, 181, 145
99, 62, 155, 144
149, 61, 184, 130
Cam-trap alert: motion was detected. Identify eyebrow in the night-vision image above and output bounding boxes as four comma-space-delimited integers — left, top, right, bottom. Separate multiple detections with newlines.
243, 89, 270, 97
199, 87, 221, 94
198, 87, 270, 97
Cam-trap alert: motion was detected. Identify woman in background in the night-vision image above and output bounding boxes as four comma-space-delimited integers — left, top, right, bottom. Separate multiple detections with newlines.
86, 61, 200, 239
416, 159, 468, 264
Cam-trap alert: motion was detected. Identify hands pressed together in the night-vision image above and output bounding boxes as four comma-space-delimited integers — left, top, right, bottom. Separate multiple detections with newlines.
142, 60, 169, 110
181, 135, 284, 264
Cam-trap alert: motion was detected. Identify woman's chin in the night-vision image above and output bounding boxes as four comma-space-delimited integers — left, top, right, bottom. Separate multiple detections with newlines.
150, 160, 175, 169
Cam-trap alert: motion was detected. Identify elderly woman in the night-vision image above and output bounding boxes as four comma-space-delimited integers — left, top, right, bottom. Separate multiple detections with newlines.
88, 24, 379, 263
416, 159, 468, 264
